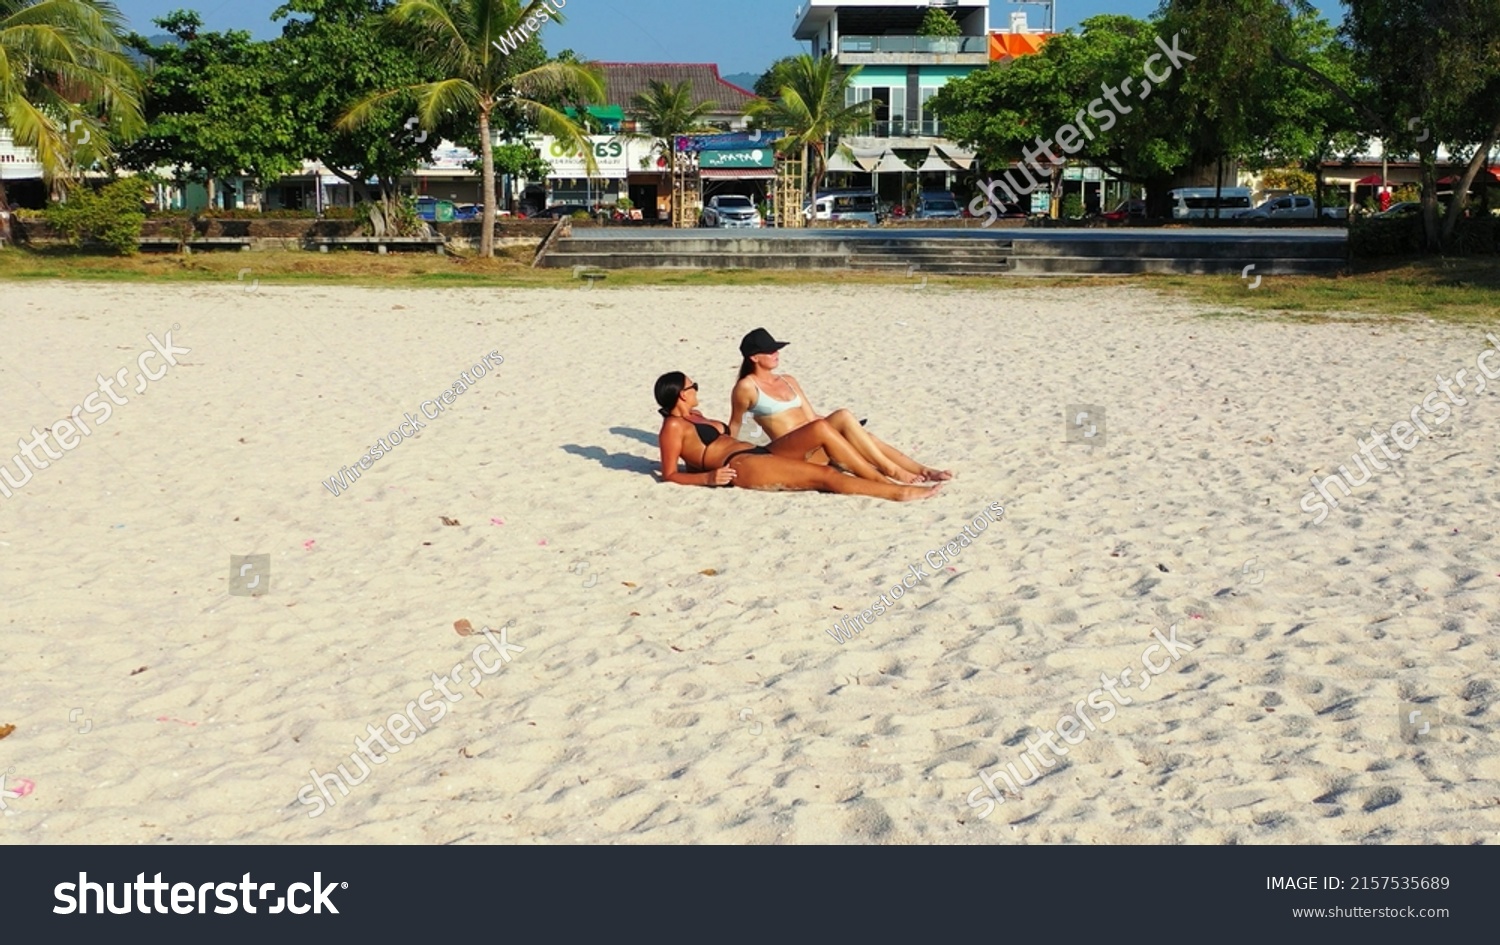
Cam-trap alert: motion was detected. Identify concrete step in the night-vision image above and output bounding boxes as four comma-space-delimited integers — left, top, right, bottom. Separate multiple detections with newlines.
1010, 239, 1346, 261
556, 238, 852, 255
848, 260, 1012, 275
542, 252, 850, 270
1006, 256, 1346, 276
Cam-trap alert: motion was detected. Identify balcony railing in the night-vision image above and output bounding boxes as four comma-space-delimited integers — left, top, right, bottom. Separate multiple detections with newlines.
859, 119, 945, 138
838, 35, 989, 55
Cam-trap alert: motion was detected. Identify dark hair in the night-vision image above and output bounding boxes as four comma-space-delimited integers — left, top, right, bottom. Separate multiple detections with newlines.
654, 371, 687, 417
737, 357, 756, 380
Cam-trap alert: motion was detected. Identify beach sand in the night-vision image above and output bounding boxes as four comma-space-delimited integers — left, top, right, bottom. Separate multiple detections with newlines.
1, 280, 1497, 844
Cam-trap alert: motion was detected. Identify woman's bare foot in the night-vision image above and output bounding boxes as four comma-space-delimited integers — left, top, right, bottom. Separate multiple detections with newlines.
898, 482, 945, 501
919, 467, 954, 482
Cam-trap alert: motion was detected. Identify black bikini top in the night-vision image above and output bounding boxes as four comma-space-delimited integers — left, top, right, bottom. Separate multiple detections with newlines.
693, 422, 723, 447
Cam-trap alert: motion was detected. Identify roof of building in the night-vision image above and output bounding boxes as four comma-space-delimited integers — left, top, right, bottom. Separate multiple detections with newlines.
593, 63, 759, 116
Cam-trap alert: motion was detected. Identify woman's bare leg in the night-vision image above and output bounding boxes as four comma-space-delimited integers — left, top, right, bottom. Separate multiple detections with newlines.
729, 453, 942, 502
819, 409, 946, 482
766, 419, 888, 482
861, 429, 953, 481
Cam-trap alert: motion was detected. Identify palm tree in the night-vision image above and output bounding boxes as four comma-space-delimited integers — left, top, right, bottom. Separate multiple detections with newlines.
750, 54, 875, 222
0, 0, 143, 245
340, 0, 603, 257
626, 79, 715, 224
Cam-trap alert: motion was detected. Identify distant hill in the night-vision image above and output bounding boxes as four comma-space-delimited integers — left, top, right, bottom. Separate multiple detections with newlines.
125, 33, 180, 67
721, 72, 760, 94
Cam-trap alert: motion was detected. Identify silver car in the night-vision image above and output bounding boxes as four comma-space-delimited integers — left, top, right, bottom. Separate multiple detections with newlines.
916, 193, 963, 220
702, 195, 762, 228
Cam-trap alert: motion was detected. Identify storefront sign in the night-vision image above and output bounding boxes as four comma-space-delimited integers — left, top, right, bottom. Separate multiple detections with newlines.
538, 136, 629, 178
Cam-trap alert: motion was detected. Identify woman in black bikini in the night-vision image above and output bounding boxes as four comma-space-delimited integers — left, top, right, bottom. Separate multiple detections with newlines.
654, 372, 940, 502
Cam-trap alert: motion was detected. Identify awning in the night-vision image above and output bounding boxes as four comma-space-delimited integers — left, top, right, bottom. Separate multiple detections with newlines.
564, 105, 626, 124
826, 151, 863, 173
869, 151, 915, 174
915, 151, 959, 173
935, 143, 975, 169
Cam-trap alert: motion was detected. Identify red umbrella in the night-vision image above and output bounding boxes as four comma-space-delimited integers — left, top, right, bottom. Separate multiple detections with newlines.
1354, 173, 1385, 185
1437, 167, 1500, 185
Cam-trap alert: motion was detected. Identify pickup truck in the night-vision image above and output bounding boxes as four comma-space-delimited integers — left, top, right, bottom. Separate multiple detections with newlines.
1241, 195, 1348, 221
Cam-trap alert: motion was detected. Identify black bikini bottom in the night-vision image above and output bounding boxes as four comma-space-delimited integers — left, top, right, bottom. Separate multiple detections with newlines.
726, 445, 772, 462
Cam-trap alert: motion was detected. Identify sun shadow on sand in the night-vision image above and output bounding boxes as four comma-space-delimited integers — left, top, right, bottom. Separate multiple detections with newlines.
608, 426, 659, 448
563, 444, 658, 476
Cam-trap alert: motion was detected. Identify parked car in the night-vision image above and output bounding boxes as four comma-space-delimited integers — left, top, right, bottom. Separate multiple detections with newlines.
916, 192, 963, 220
1241, 194, 1348, 220
452, 203, 483, 221
414, 196, 456, 222
804, 191, 879, 225
701, 194, 762, 228
1372, 200, 1421, 218
1101, 198, 1147, 222
1168, 187, 1254, 219
538, 204, 591, 219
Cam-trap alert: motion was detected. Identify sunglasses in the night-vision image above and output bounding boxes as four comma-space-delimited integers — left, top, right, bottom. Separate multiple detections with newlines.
684, 382, 699, 392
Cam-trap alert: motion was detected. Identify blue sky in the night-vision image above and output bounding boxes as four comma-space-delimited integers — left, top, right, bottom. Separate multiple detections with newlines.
113, 0, 1346, 77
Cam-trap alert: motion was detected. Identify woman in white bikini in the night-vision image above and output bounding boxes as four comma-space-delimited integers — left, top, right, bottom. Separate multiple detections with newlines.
726, 328, 952, 484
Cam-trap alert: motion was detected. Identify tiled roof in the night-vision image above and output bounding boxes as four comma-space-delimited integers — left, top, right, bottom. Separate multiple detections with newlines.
595, 63, 759, 117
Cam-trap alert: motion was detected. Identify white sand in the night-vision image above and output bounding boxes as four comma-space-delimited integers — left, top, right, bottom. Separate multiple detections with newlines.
1, 280, 1497, 844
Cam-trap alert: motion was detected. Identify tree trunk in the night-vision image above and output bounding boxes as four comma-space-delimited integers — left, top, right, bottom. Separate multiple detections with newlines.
479, 108, 497, 258
804, 143, 815, 225
0, 177, 12, 247
1440, 116, 1500, 246
1213, 154, 1224, 221
206, 177, 216, 209
1419, 146, 1439, 250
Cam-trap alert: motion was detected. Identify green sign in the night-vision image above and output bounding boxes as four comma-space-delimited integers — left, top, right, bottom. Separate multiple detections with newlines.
699, 148, 776, 169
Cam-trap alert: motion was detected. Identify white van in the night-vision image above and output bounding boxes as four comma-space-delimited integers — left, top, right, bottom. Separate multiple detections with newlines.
804, 191, 879, 225
1168, 187, 1253, 220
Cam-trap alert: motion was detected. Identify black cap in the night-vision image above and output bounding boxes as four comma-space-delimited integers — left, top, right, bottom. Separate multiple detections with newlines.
740, 327, 789, 358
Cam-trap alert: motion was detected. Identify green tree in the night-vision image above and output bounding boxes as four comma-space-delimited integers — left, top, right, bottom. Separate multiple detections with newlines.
121, 11, 302, 208
752, 56, 798, 100
341, 0, 603, 257
0, 0, 144, 244
918, 8, 961, 38
1247, 11, 1364, 215
750, 54, 875, 218
627, 79, 716, 207
273, 0, 446, 222
1344, 0, 1500, 247
1277, 0, 1500, 247
931, 14, 1191, 215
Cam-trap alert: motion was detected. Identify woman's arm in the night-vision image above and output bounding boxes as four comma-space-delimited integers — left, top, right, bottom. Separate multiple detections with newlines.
727, 379, 756, 439
659, 420, 733, 486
